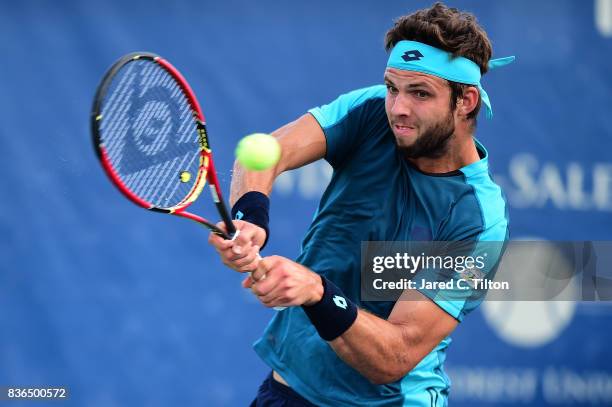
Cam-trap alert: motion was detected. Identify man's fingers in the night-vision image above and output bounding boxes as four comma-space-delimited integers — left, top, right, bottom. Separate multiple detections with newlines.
233, 226, 256, 247
250, 269, 283, 297
233, 249, 259, 269
258, 288, 285, 306
252, 255, 284, 282
216, 242, 261, 272
222, 240, 255, 259
229, 221, 259, 254
218, 247, 243, 262
208, 222, 234, 251
259, 255, 281, 270
250, 279, 272, 297
251, 261, 270, 282
208, 232, 233, 251
257, 286, 293, 308
242, 275, 254, 289
211, 220, 267, 275
230, 219, 266, 249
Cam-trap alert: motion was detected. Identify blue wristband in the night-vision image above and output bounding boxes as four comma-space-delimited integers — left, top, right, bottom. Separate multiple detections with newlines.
302, 276, 358, 341
231, 191, 270, 249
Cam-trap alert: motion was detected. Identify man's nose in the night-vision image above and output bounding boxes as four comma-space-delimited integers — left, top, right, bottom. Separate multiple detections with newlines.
390, 93, 412, 117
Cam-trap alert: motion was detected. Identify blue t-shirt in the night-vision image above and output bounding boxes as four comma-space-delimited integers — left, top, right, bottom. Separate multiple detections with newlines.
253, 85, 509, 406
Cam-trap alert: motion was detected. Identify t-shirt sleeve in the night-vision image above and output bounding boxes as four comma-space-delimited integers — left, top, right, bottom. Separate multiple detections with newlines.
308, 85, 386, 169
415, 193, 510, 322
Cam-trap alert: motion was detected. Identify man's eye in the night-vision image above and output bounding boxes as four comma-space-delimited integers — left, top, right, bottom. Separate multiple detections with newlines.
413, 90, 430, 98
386, 84, 398, 94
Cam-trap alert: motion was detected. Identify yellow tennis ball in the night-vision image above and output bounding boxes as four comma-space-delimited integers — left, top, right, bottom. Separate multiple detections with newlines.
235, 133, 281, 171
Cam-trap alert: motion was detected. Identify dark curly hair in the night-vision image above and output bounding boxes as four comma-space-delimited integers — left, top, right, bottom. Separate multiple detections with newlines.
385, 2, 493, 120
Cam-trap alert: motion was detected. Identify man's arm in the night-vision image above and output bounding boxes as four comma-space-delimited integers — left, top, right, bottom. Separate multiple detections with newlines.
229, 113, 326, 204
329, 290, 457, 384
247, 257, 458, 385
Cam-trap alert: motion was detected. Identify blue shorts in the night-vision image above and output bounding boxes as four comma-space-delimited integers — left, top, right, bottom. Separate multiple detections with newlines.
250, 372, 317, 407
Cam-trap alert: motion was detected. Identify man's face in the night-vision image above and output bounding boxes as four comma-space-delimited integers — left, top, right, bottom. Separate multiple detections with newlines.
384, 68, 456, 159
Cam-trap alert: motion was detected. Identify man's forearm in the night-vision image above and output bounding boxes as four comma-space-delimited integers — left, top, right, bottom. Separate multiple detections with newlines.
229, 161, 277, 205
329, 311, 421, 385
326, 289, 458, 385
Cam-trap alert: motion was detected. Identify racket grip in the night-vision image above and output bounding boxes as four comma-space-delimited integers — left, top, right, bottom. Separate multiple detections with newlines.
209, 185, 236, 238
219, 205, 236, 237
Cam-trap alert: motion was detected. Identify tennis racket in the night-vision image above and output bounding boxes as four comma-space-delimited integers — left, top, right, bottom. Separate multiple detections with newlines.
91, 51, 235, 239
91, 52, 286, 310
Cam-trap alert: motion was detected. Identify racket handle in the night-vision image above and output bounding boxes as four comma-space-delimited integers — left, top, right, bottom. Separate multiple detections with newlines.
208, 183, 236, 238
218, 202, 236, 237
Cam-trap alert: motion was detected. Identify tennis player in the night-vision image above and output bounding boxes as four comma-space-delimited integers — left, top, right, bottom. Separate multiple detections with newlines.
209, 3, 512, 406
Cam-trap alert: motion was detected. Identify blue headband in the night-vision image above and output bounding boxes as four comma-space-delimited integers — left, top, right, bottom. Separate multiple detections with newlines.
387, 40, 515, 119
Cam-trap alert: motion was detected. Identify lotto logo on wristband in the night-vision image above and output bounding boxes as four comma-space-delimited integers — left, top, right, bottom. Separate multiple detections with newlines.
333, 295, 348, 309
302, 277, 358, 341
234, 210, 244, 220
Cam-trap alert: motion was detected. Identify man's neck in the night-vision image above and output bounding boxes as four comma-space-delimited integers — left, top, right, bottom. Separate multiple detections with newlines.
408, 131, 479, 174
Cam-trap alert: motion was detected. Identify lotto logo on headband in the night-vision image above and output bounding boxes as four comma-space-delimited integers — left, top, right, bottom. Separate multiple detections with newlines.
401, 50, 424, 62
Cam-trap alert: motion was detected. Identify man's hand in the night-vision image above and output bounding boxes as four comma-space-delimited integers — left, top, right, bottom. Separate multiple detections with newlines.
243, 256, 324, 308
207, 220, 267, 273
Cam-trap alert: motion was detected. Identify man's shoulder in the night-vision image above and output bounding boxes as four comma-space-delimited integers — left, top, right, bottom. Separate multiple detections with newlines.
308, 85, 386, 130
447, 170, 508, 241
340, 84, 387, 104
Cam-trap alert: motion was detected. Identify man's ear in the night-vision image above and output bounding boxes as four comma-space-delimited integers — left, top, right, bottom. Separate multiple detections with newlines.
457, 86, 480, 118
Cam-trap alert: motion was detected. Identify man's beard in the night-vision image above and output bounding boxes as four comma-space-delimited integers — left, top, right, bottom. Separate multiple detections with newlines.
397, 110, 455, 159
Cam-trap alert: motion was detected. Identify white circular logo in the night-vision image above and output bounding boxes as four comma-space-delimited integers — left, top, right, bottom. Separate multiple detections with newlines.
481, 239, 577, 348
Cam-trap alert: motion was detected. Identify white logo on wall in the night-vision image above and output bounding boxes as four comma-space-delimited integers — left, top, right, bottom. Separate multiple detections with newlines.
496, 153, 612, 212
596, 0, 612, 36
481, 238, 577, 348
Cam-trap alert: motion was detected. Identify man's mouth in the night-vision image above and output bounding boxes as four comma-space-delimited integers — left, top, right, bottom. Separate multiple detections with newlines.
393, 124, 416, 136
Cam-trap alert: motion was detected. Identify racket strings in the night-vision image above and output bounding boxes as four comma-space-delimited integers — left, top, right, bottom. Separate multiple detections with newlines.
99, 59, 203, 209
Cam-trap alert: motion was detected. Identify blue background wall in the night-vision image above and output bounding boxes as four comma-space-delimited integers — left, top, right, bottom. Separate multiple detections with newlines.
1, 0, 611, 405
